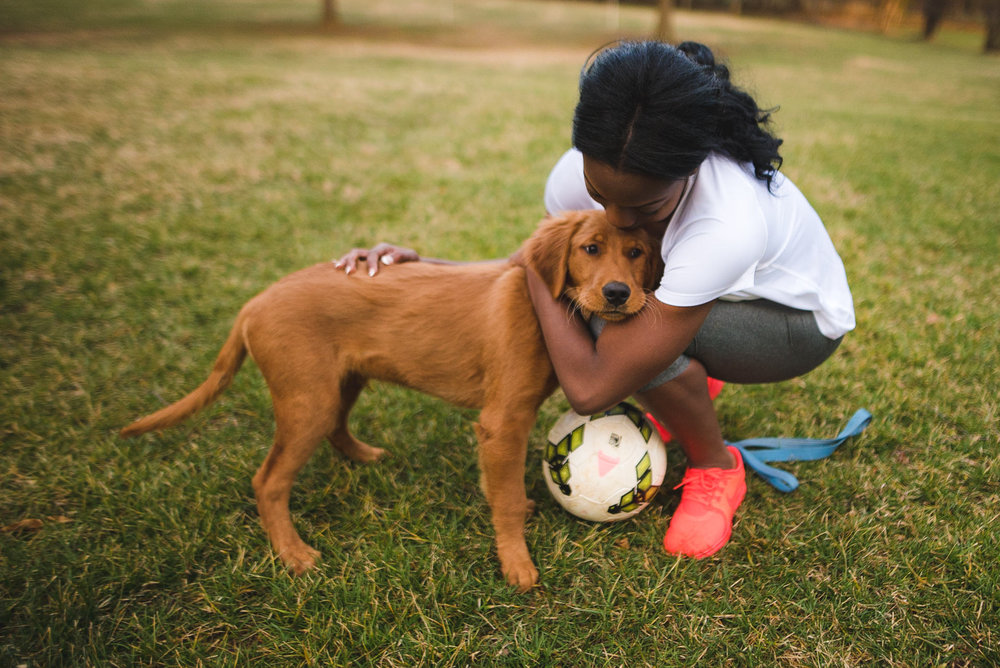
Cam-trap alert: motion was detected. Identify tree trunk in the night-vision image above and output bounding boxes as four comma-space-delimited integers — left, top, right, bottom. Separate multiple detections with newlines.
322, 0, 338, 27
656, 0, 676, 43
922, 0, 947, 39
985, 0, 1000, 51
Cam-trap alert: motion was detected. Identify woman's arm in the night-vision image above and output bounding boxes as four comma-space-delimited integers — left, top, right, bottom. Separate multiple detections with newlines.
524, 266, 713, 415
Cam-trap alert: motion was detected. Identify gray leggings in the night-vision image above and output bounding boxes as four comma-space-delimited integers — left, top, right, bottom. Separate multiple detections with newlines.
589, 299, 843, 390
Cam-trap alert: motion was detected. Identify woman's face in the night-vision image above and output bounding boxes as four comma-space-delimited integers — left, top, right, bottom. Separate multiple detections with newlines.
582, 155, 688, 239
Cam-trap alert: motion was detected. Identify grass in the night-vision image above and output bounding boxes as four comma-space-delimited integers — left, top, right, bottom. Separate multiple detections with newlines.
2, 0, 999, 664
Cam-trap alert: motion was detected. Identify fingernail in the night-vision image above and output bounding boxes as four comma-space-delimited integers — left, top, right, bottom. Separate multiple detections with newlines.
369, 266, 376, 276
381, 255, 394, 265
345, 266, 354, 275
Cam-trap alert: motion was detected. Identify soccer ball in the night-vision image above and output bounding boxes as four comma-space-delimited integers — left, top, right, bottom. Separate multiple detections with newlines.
542, 402, 667, 522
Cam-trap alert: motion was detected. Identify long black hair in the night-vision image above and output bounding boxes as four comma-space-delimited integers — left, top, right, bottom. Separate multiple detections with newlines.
572, 40, 783, 189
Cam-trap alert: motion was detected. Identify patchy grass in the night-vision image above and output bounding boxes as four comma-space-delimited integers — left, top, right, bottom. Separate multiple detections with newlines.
2, 0, 999, 665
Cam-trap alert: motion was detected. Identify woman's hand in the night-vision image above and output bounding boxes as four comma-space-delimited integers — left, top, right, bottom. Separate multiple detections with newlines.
333, 243, 420, 276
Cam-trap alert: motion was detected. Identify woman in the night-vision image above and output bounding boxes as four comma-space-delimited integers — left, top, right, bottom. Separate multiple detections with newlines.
336, 41, 855, 559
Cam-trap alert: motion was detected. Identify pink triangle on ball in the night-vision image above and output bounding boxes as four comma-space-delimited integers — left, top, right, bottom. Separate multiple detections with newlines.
597, 451, 620, 477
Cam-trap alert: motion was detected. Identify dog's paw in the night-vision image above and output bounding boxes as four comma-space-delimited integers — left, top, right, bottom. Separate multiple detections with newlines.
503, 560, 540, 594
524, 499, 537, 518
280, 543, 322, 575
331, 435, 387, 463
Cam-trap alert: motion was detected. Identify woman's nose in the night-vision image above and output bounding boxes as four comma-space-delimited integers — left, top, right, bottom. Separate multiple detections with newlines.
605, 205, 638, 230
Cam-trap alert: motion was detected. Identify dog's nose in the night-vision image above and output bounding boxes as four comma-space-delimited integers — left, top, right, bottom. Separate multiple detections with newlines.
602, 282, 631, 307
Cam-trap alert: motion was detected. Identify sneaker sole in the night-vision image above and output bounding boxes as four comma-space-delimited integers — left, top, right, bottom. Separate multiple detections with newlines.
669, 483, 747, 560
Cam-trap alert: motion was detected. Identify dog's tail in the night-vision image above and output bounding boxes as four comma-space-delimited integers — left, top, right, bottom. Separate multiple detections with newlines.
120, 317, 248, 438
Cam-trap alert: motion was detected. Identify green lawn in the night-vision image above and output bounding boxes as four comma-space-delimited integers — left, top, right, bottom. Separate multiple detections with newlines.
2, 0, 998, 664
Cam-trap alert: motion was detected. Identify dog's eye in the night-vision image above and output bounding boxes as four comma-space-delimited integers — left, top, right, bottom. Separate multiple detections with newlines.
584, 244, 600, 255
628, 247, 644, 259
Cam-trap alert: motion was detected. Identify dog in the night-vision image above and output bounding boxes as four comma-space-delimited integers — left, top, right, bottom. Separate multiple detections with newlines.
121, 210, 660, 592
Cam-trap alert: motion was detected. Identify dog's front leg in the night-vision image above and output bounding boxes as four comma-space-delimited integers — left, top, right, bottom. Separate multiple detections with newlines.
475, 406, 538, 593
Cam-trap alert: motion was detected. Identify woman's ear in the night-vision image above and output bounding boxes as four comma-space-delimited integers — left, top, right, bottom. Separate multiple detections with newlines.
520, 212, 582, 299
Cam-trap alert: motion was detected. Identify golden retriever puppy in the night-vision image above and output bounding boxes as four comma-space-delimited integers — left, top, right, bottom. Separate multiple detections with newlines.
121, 210, 659, 592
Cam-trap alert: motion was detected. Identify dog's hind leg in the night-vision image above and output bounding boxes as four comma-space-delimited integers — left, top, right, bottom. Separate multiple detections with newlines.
475, 405, 539, 593
327, 373, 386, 463
252, 390, 339, 575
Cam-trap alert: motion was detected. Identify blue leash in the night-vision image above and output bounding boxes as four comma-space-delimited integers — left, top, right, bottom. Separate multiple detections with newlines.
729, 409, 873, 493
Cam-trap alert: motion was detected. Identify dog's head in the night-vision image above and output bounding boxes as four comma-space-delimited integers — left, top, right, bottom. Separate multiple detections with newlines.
520, 210, 662, 322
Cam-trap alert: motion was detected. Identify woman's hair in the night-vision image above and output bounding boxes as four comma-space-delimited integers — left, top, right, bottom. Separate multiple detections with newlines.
572, 40, 783, 189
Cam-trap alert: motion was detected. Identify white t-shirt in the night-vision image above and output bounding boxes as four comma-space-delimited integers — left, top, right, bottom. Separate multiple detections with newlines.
544, 149, 856, 339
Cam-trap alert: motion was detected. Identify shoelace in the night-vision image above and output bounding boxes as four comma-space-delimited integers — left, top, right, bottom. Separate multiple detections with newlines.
673, 468, 729, 506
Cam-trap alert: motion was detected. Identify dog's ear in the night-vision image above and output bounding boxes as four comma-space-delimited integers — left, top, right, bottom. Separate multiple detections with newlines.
520, 212, 582, 298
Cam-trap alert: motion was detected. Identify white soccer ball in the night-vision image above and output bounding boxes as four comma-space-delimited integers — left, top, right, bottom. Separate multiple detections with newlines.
542, 402, 667, 522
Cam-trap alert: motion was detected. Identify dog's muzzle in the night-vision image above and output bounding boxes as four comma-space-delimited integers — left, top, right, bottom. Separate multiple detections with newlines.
601, 281, 631, 308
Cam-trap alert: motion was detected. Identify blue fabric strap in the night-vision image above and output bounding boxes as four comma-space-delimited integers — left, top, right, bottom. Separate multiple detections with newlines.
729, 409, 873, 493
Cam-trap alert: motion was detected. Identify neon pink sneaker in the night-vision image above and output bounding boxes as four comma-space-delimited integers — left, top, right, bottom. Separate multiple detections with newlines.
663, 446, 746, 559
